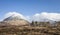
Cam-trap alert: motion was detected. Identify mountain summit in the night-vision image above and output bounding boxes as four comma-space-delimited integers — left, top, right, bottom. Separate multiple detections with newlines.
1, 12, 29, 26
3, 12, 26, 21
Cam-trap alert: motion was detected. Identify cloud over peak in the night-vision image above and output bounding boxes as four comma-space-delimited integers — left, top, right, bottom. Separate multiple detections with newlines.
33, 12, 60, 22
2, 12, 60, 22
4, 12, 27, 20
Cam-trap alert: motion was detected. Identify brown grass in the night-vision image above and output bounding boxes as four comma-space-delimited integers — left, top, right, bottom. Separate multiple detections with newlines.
0, 25, 60, 35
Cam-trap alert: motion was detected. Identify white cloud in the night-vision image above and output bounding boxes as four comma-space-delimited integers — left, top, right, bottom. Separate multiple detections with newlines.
4, 12, 27, 20
32, 12, 60, 22
2, 12, 60, 22
25, 16, 32, 22
32, 13, 40, 21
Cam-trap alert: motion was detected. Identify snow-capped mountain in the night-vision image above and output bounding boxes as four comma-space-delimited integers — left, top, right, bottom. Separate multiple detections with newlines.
1, 12, 29, 26
3, 12, 26, 21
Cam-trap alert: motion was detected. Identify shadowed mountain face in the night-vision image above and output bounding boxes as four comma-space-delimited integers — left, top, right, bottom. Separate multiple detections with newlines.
4, 16, 24, 21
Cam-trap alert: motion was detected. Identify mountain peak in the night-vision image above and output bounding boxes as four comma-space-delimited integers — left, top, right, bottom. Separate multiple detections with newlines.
3, 12, 26, 21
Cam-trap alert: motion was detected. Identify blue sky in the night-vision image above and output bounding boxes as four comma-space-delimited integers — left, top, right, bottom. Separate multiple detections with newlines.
0, 0, 60, 21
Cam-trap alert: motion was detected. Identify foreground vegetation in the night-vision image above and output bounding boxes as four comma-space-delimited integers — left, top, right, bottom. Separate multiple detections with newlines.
0, 21, 60, 35
0, 25, 60, 35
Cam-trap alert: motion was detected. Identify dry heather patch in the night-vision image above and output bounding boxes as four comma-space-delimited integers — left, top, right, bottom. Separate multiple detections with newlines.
0, 26, 60, 35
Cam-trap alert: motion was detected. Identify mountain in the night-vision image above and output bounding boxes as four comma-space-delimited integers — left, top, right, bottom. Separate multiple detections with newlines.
3, 13, 26, 21
0, 13, 29, 26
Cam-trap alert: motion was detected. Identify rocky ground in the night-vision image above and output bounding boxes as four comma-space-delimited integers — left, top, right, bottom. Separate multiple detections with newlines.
0, 25, 60, 35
